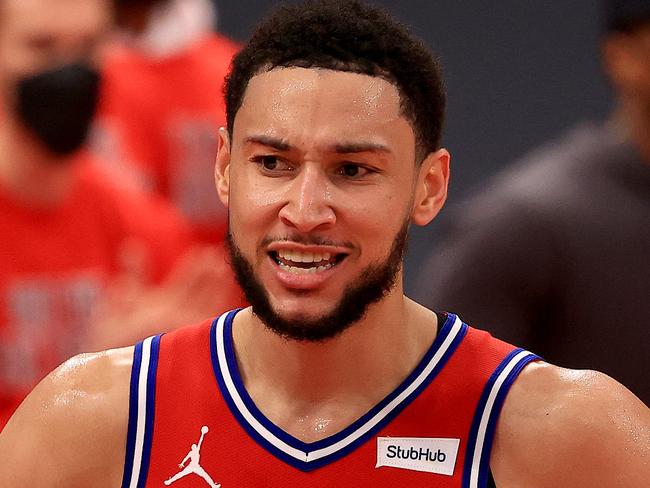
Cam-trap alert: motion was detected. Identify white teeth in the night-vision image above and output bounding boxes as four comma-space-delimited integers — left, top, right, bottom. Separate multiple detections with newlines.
278, 262, 334, 274
277, 250, 332, 264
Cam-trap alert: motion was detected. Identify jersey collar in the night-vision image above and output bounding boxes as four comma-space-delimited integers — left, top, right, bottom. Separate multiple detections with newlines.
210, 308, 467, 471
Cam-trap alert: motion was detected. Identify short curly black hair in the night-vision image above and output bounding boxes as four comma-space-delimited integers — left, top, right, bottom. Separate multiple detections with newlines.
224, 0, 446, 161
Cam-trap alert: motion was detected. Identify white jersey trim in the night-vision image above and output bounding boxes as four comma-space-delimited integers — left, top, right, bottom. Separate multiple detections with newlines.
122, 334, 162, 488
129, 336, 153, 488
214, 311, 466, 465
464, 349, 540, 488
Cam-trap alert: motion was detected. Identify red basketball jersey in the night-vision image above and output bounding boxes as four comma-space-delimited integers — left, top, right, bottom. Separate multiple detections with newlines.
121, 309, 539, 488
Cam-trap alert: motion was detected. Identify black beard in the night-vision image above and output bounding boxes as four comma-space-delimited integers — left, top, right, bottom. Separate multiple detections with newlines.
225, 222, 409, 343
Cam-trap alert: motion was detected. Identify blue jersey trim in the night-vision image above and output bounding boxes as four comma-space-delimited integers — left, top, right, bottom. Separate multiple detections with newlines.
462, 348, 541, 488
211, 310, 467, 472
121, 342, 143, 488
477, 352, 539, 488
136, 334, 161, 488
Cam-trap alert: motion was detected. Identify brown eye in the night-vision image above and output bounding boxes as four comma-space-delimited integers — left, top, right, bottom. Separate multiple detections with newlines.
261, 156, 278, 170
339, 163, 370, 178
342, 164, 359, 177
252, 155, 293, 175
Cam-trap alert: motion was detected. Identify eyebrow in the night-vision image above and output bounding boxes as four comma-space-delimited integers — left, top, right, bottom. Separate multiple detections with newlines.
244, 135, 290, 151
333, 142, 391, 154
243, 135, 391, 154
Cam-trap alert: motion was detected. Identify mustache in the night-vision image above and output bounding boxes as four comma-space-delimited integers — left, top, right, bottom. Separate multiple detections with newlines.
260, 234, 355, 249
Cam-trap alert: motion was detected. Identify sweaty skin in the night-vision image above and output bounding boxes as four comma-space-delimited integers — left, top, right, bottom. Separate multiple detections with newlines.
1, 68, 649, 487
0, 348, 132, 486
1, 343, 649, 487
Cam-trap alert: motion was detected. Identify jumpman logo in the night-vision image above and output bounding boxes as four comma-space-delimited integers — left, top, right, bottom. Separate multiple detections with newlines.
164, 426, 220, 487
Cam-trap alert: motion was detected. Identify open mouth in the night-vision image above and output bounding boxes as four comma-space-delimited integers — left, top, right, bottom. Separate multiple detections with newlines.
269, 249, 347, 274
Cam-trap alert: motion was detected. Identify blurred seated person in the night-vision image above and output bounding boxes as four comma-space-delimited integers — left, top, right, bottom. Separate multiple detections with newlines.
0, 0, 241, 428
91, 0, 240, 243
414, 0, 650, 406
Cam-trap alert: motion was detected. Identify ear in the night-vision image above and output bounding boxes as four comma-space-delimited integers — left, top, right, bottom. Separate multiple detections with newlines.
215, 127, 231, 207
410, 148, 450, 226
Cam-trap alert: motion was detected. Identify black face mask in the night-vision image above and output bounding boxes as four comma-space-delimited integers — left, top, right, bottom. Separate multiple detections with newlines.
15, 61, 101, 156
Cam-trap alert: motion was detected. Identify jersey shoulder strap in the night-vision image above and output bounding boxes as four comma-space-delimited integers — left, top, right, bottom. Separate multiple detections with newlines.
121, 334, 163, 488
458, 325, 541, 488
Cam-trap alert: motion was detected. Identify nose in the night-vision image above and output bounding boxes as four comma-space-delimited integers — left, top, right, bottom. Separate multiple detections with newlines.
278, 165, 336, 233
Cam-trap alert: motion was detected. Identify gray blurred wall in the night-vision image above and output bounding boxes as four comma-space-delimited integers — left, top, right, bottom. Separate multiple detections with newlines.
215, 0, 612, 293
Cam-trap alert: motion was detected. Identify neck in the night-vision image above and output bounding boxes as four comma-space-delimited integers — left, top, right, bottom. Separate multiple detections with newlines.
232, 281, 438, 439
615, 95, 650, 164
0, 116, 78, 206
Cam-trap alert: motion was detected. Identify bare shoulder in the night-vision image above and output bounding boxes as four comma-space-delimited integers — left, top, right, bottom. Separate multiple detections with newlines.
491, 361, 650, 487
0, 346, 134, 488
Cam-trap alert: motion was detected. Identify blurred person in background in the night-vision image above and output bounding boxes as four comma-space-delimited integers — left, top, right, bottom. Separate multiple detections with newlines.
415, 0, 650, 406
92, 0, 240, 244
0, 0, 239, 428
1, 2, 649, 486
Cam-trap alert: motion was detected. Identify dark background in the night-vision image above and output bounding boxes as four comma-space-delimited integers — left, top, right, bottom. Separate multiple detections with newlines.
215, 0, 612, 293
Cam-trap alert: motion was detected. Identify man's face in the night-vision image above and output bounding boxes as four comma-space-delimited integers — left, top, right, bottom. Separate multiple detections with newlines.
0, 0, 111, 101
604, 21, 650, 107
628, 23, 650, 104
219, 67, 440, 340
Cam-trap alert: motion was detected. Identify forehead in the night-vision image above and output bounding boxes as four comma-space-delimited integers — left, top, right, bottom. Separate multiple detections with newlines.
234, 67, 414, 150
2, 0, 110, 37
